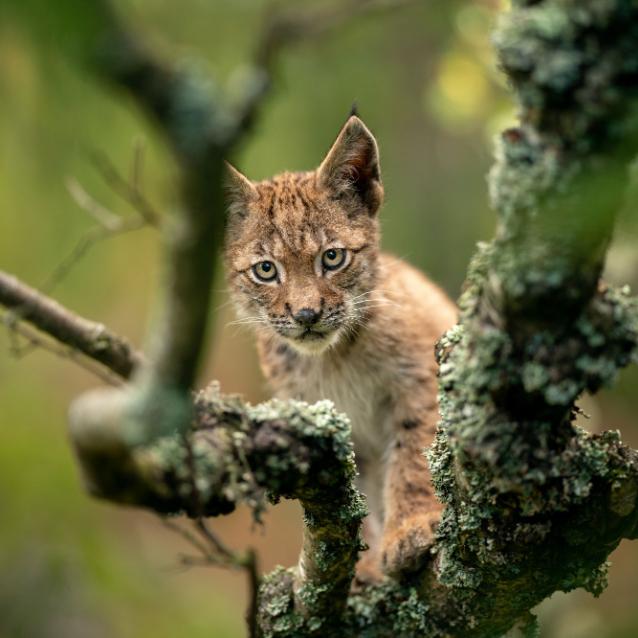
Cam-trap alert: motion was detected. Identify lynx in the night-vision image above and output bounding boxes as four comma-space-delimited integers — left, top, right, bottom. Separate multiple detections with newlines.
224, 115, 457, 579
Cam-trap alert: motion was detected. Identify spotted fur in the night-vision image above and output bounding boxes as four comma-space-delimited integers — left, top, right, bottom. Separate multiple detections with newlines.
224, 116, 457, 580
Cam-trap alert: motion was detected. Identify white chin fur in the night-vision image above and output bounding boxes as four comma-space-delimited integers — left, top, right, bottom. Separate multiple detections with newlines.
284, 330, 341, 355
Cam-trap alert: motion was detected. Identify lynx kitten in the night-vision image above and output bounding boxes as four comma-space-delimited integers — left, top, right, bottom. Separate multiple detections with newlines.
224, 115, 456, 578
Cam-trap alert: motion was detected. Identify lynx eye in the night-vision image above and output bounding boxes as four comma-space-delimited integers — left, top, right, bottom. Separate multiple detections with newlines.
252, 261, 278, 282
322, 248, 347, 271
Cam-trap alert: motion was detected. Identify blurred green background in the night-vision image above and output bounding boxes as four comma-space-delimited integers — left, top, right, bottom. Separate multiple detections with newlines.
1, 1, 638, 636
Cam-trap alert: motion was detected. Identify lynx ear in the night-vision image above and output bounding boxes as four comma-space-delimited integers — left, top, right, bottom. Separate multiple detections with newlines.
224, 162, 258, 220
317, 116, 383, 215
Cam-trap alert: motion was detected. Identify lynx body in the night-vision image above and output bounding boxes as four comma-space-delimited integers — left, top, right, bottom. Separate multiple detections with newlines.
224, 116, 456, 577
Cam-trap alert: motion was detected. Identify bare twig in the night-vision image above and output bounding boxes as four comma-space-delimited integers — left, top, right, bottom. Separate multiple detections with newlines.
161, 517, 212, 558
66, 177, 122, 230
89, 150, 160, 227
40, 216, 147, 296
39, 142, 161, 297
161, 514, 260, 637
0, 270, 143, 379
35, 142, 157, 299
244, 548, 260, 638
194, 517, 237, 561
2, 312, 123, 386
257, 0, 416, 68
187, 430, 263, 634
130, 136, 146, 191
177, 554, 230, 569
167, 431, 262, 633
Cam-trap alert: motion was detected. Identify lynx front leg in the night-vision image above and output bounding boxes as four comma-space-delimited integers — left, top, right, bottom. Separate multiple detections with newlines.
352, 453, 385, 587
380, 408, 442, 577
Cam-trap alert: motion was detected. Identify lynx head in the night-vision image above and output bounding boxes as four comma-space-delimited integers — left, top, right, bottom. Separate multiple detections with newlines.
224, 115, 383, 355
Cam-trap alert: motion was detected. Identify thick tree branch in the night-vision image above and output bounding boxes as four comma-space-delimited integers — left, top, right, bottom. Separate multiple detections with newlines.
420, 1, 638, 634
69, 384, 367, 635
90, 5, 227, 393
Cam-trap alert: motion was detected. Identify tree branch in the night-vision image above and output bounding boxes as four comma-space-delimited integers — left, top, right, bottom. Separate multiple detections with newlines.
236, 0, 417, 130
68, 383, 366, 635
3, 317, 125, 386
0, 270, 142, 380
419, 1, 638, 634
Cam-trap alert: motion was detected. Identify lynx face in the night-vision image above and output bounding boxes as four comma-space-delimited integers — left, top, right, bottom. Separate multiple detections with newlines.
224, 116, 384, 354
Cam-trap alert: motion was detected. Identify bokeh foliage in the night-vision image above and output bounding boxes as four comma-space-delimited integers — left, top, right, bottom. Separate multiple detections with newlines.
1, 0, 637, 636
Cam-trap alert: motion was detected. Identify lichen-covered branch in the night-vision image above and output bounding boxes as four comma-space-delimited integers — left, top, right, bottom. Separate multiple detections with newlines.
69, 384, 367, 634
421, 1, 638, 634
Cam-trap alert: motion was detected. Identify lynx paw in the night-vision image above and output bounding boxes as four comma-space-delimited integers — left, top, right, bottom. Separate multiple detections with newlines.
353, 549, 383, 591
380, 512, 439, 577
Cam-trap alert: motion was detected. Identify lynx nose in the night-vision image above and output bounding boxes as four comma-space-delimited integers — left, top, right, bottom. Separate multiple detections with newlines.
294, 307, 321, 327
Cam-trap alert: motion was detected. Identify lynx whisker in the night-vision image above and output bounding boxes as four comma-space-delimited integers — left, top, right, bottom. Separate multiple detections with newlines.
227, 316, 268, 327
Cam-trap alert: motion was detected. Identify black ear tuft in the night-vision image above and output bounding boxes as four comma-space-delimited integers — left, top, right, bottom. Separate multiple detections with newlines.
349, 102, 359, 118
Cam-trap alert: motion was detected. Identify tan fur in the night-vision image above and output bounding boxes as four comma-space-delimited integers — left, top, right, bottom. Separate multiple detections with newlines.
224, 116, 457, 579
